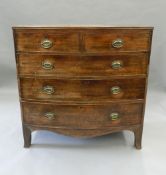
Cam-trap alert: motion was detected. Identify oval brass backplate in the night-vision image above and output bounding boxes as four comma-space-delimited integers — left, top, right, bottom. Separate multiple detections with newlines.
41, 39, 53, 49
111, 60, 123, 69
44, 112, 55, 120
111, 86, 121, 95
42, 86, 55, 95
42, 61, 54, 70
110, 112, 120, 121
112, 39, 124, 48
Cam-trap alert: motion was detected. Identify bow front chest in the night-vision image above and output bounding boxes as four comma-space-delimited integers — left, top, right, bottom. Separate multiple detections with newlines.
13, 26, 153, 149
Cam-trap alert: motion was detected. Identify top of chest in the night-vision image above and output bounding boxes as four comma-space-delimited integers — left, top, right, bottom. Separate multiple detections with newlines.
13, 27, 153, 54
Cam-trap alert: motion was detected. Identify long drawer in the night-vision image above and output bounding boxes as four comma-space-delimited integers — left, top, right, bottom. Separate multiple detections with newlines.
22, 102, 143, 129
20, 78, 146, 101
17, 53, 148, 77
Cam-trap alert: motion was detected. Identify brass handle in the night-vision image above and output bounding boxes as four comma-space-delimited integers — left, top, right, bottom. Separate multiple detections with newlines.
42, 61, 54, 70
110, 112, 120, 121
41, 39, 53, 49
43, 86, 55, 95
111, 60, 123, 69
44, 112, 55, 120
111, 86, 121, 95
112, 39, 124, 48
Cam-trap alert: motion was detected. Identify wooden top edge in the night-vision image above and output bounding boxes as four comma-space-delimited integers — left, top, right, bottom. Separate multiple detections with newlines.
12, 25, 154, 30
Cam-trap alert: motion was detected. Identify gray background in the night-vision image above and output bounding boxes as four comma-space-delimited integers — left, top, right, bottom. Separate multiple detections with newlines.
0, 0, 165, 88
0, 1, 166, 175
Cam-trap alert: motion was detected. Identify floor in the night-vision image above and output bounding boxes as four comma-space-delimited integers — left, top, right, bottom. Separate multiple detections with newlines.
0, 81, 166, 175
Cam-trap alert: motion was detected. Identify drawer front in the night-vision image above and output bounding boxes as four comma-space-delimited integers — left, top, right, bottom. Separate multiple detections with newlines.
20, 78, 145, 101
14, 30, 79, 52
18, 53, 148, 77
22, 102, 143, 129
84, 29, 152, 53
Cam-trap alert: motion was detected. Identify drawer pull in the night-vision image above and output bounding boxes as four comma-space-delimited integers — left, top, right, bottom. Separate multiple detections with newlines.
110, 112, 120, 121
43, 86, 55, 95
111, 60, 123, 69
44, 112, 55, 120
41, 39, 53, 49
111, 86, 121, 95
112, 39, 124, 48
42, 61, 54, 70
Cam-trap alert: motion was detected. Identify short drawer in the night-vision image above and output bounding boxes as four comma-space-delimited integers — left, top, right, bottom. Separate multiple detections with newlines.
22, 102, 143, 129
14, 29, 79, 53
84, 29, 152, 53
17, 53, 148, 77
20, 78, 146, 101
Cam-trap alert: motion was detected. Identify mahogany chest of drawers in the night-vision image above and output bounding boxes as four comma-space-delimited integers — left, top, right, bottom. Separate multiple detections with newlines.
13, 26, 153, 149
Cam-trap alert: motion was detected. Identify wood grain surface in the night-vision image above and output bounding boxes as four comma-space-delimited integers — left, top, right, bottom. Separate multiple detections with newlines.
17, 53, 149, 77
20, 78, 146, 101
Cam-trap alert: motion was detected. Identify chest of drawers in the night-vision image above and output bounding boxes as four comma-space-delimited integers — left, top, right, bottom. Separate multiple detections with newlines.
13, 26, 153, 149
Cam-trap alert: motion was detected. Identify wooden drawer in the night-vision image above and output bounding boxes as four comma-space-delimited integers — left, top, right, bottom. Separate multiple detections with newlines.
20, 78, 145, 101
22, 102, 143, 129
84, 29, 152, 53
14, 29, 79, 53
17, 53, 148, 77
